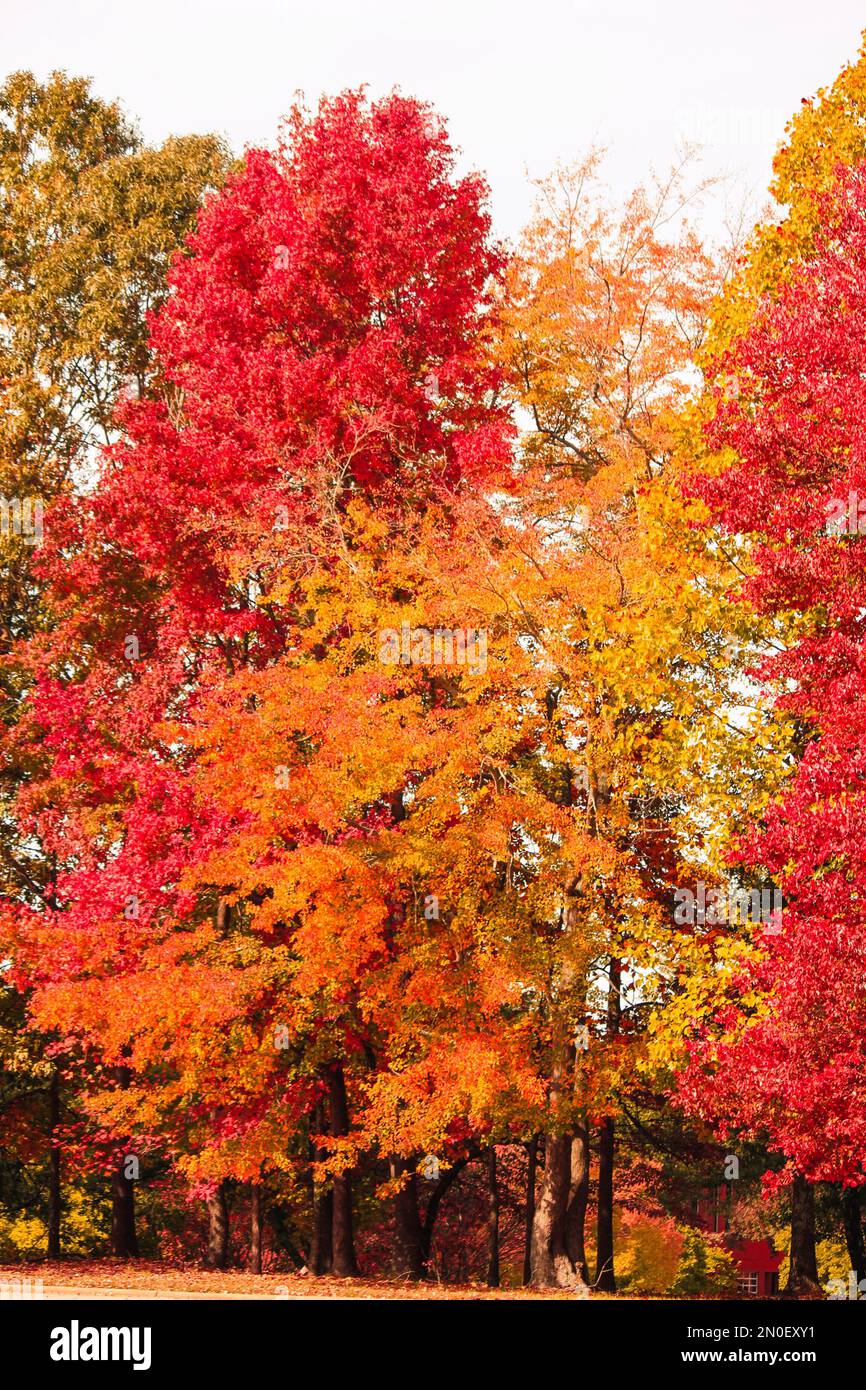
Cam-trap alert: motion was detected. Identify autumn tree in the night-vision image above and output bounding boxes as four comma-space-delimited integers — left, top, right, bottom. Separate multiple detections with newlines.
679, 161, 866, 1294
2, 88, 512, 1274
489, 151, 760, 1289
667, 35, 866, 1293
0, 69, 229, 1257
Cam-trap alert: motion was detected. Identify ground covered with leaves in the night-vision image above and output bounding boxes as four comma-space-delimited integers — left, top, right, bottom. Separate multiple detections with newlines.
0, 1260, 596, 1299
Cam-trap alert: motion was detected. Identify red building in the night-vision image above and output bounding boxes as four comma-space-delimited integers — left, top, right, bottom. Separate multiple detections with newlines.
730, 1238, 783, 1296
691, 1184, 784, 1296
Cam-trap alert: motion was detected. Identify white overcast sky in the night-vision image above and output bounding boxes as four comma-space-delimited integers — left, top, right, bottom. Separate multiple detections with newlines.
4, 1, 866, 243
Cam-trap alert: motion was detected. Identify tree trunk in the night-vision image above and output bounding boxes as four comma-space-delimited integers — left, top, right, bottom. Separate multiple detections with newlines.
565, 1119, 590, 1283
595, 1116, 616, 1291
393, 1160, 425, 1280
267, 1202, 308, 1271
595, 956, 620, 1293
110, 1062, 138, 1258
523, 1134, 539, 1285
47, 1066, 61, 1259
110, 1161, 138, 1258
206, 1181, 230, 1269
420, 1156, 470, 1268
311, 1186, 333, 1275
331, 1177, 356, 1277
486, 1146, 500, 1287
328, 1063, 358, 1277
841, 1186, 866, 1288
785, 1174, 820, 1296
531, 1131, 573, 1287
248, 1184, 263, 1274
531, 1043, 586, 1289
309, 1102, 332, 1274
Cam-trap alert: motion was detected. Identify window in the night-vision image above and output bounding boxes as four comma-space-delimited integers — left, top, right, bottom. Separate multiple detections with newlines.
737, 1272, 759, 1295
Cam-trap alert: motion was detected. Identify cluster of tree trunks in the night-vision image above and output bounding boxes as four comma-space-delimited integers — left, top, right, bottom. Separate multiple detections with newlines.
49, 1046, 855, 1292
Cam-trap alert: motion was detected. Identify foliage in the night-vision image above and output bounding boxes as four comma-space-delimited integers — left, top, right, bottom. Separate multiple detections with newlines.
671, 1226, 738, 1296
614, 1208, 684, 1294
679, 163, 866, 1186
2, 37, 866, 1292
